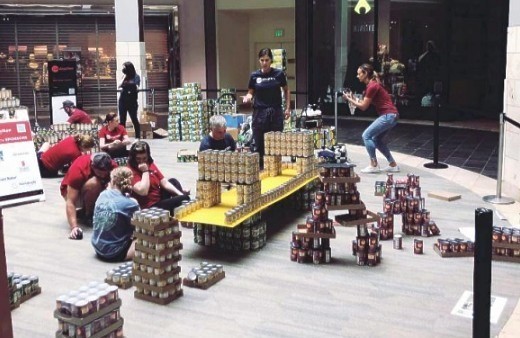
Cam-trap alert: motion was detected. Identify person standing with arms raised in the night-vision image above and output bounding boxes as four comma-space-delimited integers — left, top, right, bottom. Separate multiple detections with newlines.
118, 61, 141, 140
242, 48, 291, 168
342, 63, 400, 174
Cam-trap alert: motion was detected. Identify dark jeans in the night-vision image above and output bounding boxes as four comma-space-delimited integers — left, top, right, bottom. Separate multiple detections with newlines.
119, 100, 140, 138
252, 107, 284, 168
152, 178, 190, 213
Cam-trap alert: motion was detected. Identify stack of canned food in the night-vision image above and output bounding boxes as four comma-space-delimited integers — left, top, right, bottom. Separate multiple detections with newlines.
264, 130, 314, 158
351, 224, 382, 266
289, 179, 320, 211
54, 282, 123, 338
215, 88, 236, 115
312, 126, 336, 149
132, 207, 184, 304
193, 214, 267, 252
105, 261, 133, 288
436, 238, 475, 255
33, 124, 100, 152
167, 83, 209, 142
290, 190, 335, 264
198, 150, 260, 185
0, 87, 20, 109
264, 154, 315, 177
7, 272, 40, 309
195, 180, 222, 208
184, 261, 225, 287
378, 173, 441, 240
492, 226, 520, 259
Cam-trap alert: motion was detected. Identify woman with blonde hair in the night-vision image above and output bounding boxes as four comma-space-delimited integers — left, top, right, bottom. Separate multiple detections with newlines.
92, 167, 139, 261
37, 134, 95, 177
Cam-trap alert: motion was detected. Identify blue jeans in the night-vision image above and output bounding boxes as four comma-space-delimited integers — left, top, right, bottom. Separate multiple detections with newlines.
362, 113, 398, 164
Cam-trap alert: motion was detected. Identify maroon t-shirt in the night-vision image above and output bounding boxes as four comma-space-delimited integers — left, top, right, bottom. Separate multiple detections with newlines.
99, 125, 128, 145
128, 163, 164, 208
364, 81, 398, 115
60, 154, 117, 197
67, 108, 92, 124
41, 136, 82, 172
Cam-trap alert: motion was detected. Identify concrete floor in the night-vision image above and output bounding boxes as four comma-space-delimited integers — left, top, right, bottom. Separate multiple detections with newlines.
4, 138, 520, 338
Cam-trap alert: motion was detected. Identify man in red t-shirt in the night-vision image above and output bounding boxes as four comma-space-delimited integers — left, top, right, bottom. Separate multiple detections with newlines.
61, 100, 92, 124
60, 152, 117, 239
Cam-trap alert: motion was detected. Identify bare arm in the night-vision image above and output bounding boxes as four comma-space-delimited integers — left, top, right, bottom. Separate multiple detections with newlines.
160, 178, 185, 196
241, 89, 255, 103
343, 92, 373, 111
65, 187, 82, 238
121, 134, 131, 146
99, 137, 108, 150
283, 84, 291, 118
132, 163, 151, 196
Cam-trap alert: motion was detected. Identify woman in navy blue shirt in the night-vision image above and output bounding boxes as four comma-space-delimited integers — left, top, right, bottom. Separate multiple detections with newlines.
242, 48, 291, 167
119, 61, 141, 139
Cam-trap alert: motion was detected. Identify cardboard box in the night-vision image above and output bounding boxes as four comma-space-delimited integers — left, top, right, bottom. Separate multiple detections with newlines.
227, 127, 239, 140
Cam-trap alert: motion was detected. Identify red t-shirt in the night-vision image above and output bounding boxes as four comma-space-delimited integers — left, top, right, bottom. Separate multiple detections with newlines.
99, 125, 128, 145
364, 81, 398, 115
60, 154, 117, 197
67, 108, 92, 124
41, 136, 82, 172
128, 162, 164, 208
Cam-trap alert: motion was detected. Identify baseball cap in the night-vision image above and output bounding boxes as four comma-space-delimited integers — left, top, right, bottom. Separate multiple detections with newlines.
61, 100, 75, 109
91, 152, 113, 171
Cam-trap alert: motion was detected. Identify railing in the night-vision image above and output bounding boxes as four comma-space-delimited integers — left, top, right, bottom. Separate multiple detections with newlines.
482, 112, 520, 204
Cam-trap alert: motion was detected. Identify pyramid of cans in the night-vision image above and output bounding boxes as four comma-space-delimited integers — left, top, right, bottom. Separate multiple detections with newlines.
351, 224, 382, 266
196, 150, 261, 213
132, 207, 183, 305
290, 189, 335, 264
193, 214, 267, 252
167, 82, 209, 142
54, 282, 123, 338
216, 88, 236, 114
377, 173, 440, 240
7, 272, 40, 310
33, 124, 100, 152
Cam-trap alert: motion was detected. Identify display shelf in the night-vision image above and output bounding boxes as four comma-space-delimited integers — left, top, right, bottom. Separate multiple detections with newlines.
326, 202, 365, 211
134, 289, 183, 305
56, 318, 123, 338
335, 210, 380, 227
178, 169, 318, 228
293, 224, 336, 239
319, 175, 360, 184
183, 271, 225, 290
433, 244, 474, 258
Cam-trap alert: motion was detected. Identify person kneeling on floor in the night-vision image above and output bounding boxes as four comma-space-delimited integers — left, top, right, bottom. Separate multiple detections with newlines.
92, 167, 140, 262
60, 152, 117, 240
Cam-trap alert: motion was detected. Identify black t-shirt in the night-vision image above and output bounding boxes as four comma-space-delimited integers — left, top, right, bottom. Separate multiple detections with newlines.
248, 68, 287, 110
199, 133, 237, 151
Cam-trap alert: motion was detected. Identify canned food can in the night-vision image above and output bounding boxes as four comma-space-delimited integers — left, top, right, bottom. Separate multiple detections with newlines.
393, 234, 402, 250
413, 238, 424, 254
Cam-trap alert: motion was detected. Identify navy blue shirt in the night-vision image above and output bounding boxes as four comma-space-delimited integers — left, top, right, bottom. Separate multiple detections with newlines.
199, 133, 237, 151
248, 68, 287, 110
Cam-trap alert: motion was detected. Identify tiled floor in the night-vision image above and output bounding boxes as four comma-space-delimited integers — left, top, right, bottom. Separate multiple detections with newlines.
328, 117, 499, 178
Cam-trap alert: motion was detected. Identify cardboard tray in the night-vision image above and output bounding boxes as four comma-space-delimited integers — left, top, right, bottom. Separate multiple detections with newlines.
134, 289, 183, 305
54, 299, 122, 326
492, 254, 520, 263
135, 243, 183, 256
133, 255, 182, 269
326, 202, 366, 211
131, 219, 179, 233
183, 271, 225, 290
335, 210, 380, 227
56, 318, 123, 338
133, 231, 181, 244
293, 225, 336, 239
319, 174, 360, 184
104, 278, 133, 290
433, 243, 474, 258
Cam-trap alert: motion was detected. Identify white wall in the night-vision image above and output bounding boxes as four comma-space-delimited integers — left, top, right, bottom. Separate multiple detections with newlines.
503, 13, 520, 199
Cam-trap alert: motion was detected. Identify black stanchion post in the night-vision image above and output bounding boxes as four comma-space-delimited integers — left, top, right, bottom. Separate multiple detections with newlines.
473, 208, 493, 338
424, 81, 448, 169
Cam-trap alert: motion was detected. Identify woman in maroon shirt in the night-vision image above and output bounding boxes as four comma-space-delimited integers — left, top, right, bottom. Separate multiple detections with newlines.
37, 134, 95, 177
343, 63, 400, 174
127, 141, 190, 212
99, 112, 131, 158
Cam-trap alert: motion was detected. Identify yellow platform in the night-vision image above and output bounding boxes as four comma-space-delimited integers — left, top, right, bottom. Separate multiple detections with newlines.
179, 169, 317, 228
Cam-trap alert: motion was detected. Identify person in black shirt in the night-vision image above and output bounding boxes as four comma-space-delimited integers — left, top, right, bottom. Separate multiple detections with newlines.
118, 61, 141, 139
199, 115, 237, 151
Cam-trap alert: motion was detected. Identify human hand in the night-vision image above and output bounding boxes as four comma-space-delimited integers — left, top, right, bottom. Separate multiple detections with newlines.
284, 109, 291, 119
113, 139, 121, 144
343, 91, 353, 101
69, 226, 83, 240
241, 95, 252, 104
138, 163, 149, 172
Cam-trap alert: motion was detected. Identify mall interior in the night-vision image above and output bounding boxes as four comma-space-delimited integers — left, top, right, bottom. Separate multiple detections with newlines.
1, 1, 520, 337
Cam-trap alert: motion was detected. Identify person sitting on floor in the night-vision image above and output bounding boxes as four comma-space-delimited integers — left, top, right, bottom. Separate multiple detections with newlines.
99, 112, 131, 158
61, 100, 93, 124
60, 152, 117, 240
37, 134, 95, 178
92, 167, 139, 262
199, 115, 237, 151
127, 141, 190, 213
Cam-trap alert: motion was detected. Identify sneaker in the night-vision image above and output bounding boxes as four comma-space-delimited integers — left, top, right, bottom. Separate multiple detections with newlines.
383, 165, 400, 173
360, 165, 381, 174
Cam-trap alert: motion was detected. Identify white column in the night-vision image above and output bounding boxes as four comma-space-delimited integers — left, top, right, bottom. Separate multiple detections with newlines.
114, 0, 147, 115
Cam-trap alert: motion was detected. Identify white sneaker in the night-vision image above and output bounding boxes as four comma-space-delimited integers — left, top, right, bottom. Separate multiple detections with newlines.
360, 165, 381, 174
383, 165, 400, 173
